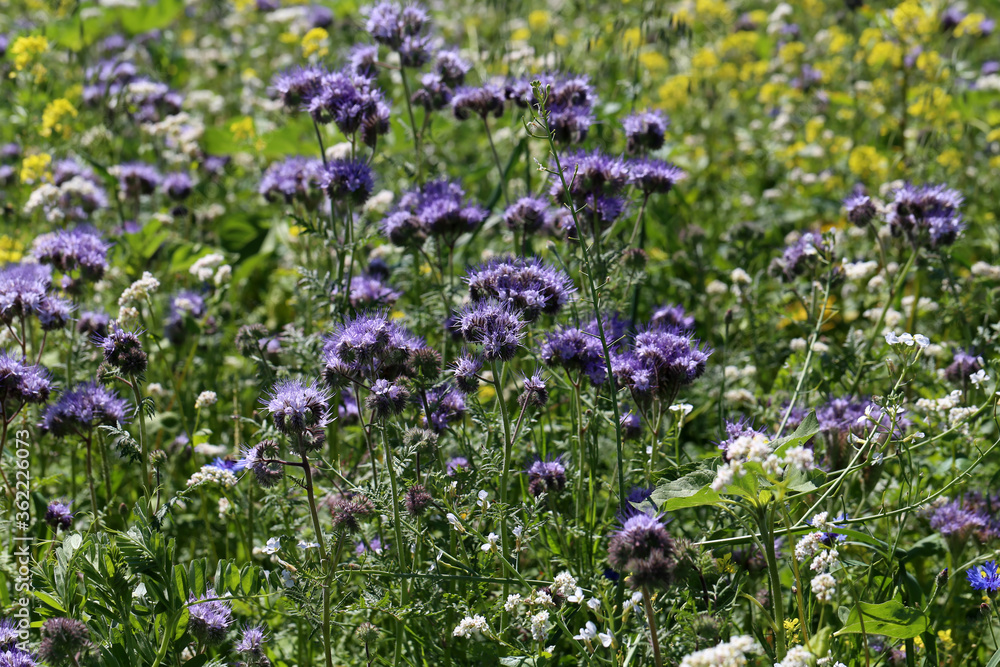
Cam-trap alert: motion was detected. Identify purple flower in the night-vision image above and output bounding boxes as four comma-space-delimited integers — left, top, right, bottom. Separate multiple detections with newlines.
541, 314, 627, 385
650, 303, 694, 331
366, 378, 410, 420
844, 191, 877, 227
306, 70, 388, 138
112, 162, 160, 198
237, 440, 284, 488
466, 256, 574, 321
434, 49, 470, 86
32, 227, 110, 281
518, 372, 548, 408
0, 648, 37, 667
321, 158, 374, 205
187, 589, 233, 645
627, 158, 686, 194
423, 384, 466, 431
348, 44, 379, 77
259, 157, 325, 209
770, 231, 829, 281
613, 325, 712, 405
412, 72, 454, 110
620, 410, 642, 440
523, 73, 596, 143
0, 263, 52, 324
885, 183, 965, 249
608, 512, 676, 589
453, 300, 525, 362
44, 501, 74, 532
527, 456, 565, 497
452, 353, 483, 394
446, 456, 469, 475
93, 323, 147, 376
343, 273, 401, 309
40, 382, 130, 437
380, 179, 485, 247
0, 351, 52, 407
162, 172, 193, 201
716, 417, 767, 452
36, 296, 73, 331
622, 110, 669, 152
550, 150, 629, 202
945, 349, 983, 384
967, 561, 1000, 595
451, 84, 506, 120
324, 311, 424, 383
270, 65, 326, 109
235, 624, 268, 665
926, 500, 987, 541
503, 197, 554, 234
366, 2, 430, 52
262, 380, 330, 435
0, 618, 19, 650
338, 389, 361, 423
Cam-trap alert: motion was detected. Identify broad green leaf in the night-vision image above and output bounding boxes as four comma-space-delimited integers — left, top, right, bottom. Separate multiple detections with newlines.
835, 600, 928, 639
649, 467, 720, 510
33, 591, 67, 613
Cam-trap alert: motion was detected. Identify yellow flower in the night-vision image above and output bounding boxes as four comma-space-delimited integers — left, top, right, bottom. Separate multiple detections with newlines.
867, 41, 902, 69
511, 27, 531, 42
691, 47, 719, 72
954, 12, 986, 37
657, 76, 690, 110
9, 35, 48, 71
623, 27, 643, 51
528, 10, 550, 31
639, 51, 668, 72
20, 153, 51, 184
230, 117, 255, 141
478, 384, 496, 402
717, 554, 737, 574
40, 98, 78, 138
987, 128, 1000, 142
302, 27, 329, 58
720, 31, 758, 59
805, 117, 824, 143
891, 0, 936, 39
694, 0, 732, 23
0, 236, 24, 264
936, 148, 962, 170
232, 0, 254, 10
848, 145, 888, 182
779, 41, 806, 64
784, 618, 801, 645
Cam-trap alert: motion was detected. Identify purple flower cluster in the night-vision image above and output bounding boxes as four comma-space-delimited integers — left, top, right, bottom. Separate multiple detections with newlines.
944, 349, 983, 385
884, 183, 965, 248
112, 162, 161, 198
502, 197, 558, 234
259, 157, 325, 209
162, 172, 194, 201
323, 310, 425, 384
541, 314, 629, 385
527, 457, 566, 497
650, 303, 695, 331
45, 500, 74, 532
926, 499, 987, 543
466, 256, 574, 321
321, 158, 375, 206
0, 350, 51, 408
235, 624, 269, 667
451, 83, 506, 120
263, 380, 330, 437
525, 73, 597, 143
0, 262, 72, 331
187, 589, 234, 646
40, 382, 130, 437
411, 49, 471, 110
365, 1, 433, 67
422, 383, 466, 431
622, 110, 669, 153
342, 272, 402, 309
607, 512, 676, 589
770, 231, 829, 280
93, 323, 148, 376
0, 617, 35, 666
612, 325, 712, 406
844, 191, 877, 226
627, 158, 687, 195
380, 179, 486, 247
452, 299, 525, 362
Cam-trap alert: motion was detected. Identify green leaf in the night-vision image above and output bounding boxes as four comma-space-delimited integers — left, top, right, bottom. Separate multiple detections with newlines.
772, 411, 820, 456
649, 466, 721, 510
33, 591, 67, 613
987, 646, 1000, 667
834, 600, 928, 639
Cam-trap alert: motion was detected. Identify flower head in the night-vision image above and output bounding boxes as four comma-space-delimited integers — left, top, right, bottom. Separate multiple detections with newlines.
93, 323, 147, 376
44, 501, 74, 532
262, 380, 330, 436
321, 158, 374, 206
622, 110, 669, 152
187, 589, 233, 645
453, 299, 525, 361
608, 512, 676, 589
40, 383, 129, 437
527, 456, 566, 497
466, 256, 574, 320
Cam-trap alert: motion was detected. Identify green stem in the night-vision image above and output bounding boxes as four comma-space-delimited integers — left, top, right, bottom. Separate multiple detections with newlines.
491, 360, 515, 628
130, 377, 151, 490
381, 428, 409, 666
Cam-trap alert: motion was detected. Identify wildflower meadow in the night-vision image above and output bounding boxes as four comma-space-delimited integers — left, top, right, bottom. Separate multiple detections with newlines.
3, 0, 1000, 665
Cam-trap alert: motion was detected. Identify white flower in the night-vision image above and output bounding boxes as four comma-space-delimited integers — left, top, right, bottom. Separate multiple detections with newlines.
280, 569, 295, 588
552, 572, 578, 597
481, 532, 500, 553
794, 532, 825, 562
147, 383, 166, 397
598, 629, 614, 648
898, 332, 914, 346
119, 271, 161, 306
298, 540, 319, 550
670, 403, 694, 416
194, 390, 218, 410
811, 548, 840, 573
913, 334, 930, 348
587, 597, 602, 611
214, 264, 232, 286
622, 590, 643, 614
730, 268, 751, 284
446, 513, 465, 533
679, 635, 762, 667
477, 490, 490, 510
217, 497, 231, 520
529, 610, 550, 642
573, 621, 598, 642
776, 645, 815, 667
971, 369, 990, 388
190, 253, 226, 282
504, 594, 522, 612
884, 331, 899, 345
566, 587, 585, 603
453, 615, 490, 639
811, 572, 837, 603
262, 537, 281, 554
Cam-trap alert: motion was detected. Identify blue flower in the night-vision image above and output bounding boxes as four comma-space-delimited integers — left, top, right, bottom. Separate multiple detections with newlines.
967, 561, 1000, 594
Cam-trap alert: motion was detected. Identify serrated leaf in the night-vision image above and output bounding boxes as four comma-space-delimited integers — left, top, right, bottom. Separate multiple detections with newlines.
834, 600, 928, 639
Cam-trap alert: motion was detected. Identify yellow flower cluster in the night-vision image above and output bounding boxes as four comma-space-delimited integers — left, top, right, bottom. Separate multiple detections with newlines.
20, 153, 51, 184
0, 236, 24, 264
302, 28, 329, 58
9, 35, 49, 71
230, 117, 256, 141
40, 98, 78, 138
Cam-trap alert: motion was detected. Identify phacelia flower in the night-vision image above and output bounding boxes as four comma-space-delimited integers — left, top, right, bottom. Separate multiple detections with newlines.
40, 383, 129, 437
0, 350, 52, 406
31, 226, 110, 281
844, 191, 877, 226
93, 323, 147, 376
453, 299, 525, 362
110, 162, 160, 198
884, 182, 965, 249
262, 380, 329, 436
366, 378, 410, 420
162, 172, 193, 201
38, 618, 91, 667
503, 197, 554, 233
527, 457, 566, 497
627, 158, 686, 194
259, 157, 325, 209
321, 158, 374, 206
518, 372, 548, 408
405, 484, 432, 516
0, 263, 52, 324
423, 384, 466, 432
452, 353, 483, 394
44, 501, 74, 532
451, 84, 505, 120
380, 179, 486, 247
622, 110, 669, 152
235, 624, 269, 667
608, 512, 676, 589
466, 256, 574, 321
187, 589, 233, 646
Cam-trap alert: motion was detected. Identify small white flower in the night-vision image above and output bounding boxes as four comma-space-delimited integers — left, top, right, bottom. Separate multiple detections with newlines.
669, 403, 694, 416
898, 332, 914, 346
297, 540, 319, 550
280, 569, 295, 588
587, 597, 602, 611
446, 513, 465, 533
913, 334, 930, 348
573, 621, 598, 642
262, 537, 281, 554
884, 331, 899, 345
504, 594, 522, 612
598, 629, 614, 648
477, 490, 490, 510
481, 532, 500, 553
971, 369, 990, 388
452, 615, 490, 639
194, 390, 217, 410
